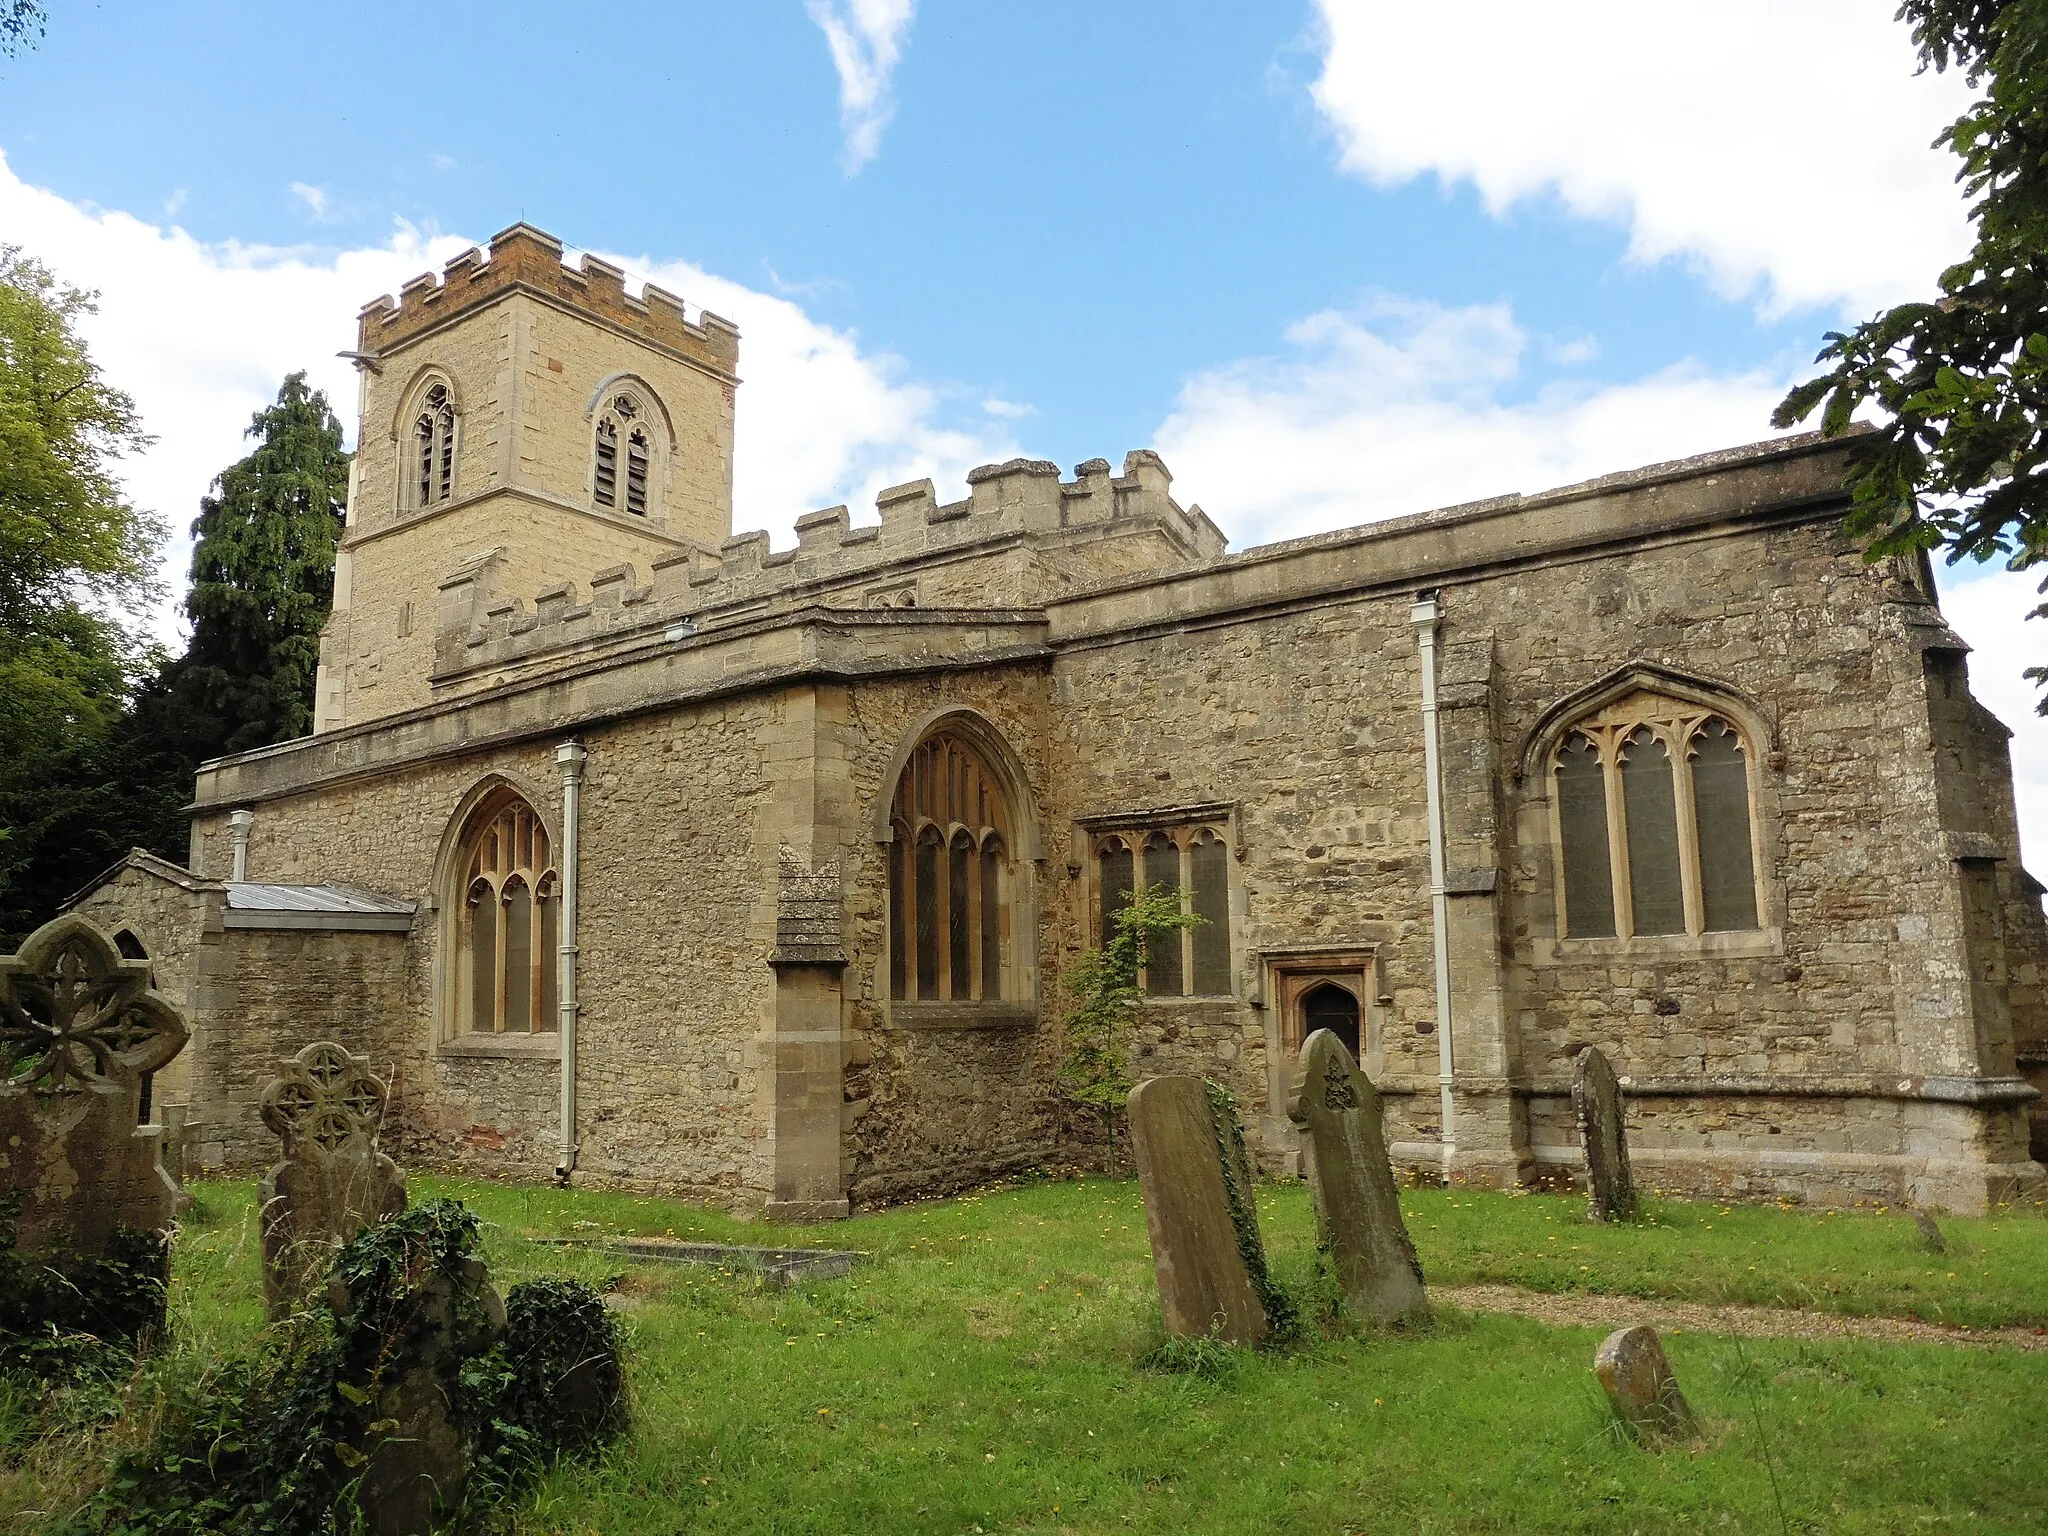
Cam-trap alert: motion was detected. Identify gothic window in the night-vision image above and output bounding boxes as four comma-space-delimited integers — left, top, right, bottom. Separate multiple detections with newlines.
1550, 693, 1762, 940
1093, 821, 1234, 997
412, 382, 457, 508
455, 792, 559, 1033
888, 730, 1012, 1002
591, 390, 659, 516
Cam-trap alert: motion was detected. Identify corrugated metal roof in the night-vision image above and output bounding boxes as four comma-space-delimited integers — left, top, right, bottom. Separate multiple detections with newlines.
225, 883, 415, 915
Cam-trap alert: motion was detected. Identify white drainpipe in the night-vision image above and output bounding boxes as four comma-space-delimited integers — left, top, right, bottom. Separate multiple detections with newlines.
227, 808, 255, 882
1409, 594, 1457, 1174
555, 740, 587, 1182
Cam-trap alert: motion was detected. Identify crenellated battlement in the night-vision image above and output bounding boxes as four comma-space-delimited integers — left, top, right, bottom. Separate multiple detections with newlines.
433, 450, 1224, 680
358, 223, 740, 377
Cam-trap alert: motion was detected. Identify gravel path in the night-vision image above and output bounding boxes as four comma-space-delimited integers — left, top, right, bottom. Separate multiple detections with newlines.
1438, 1283, 2048, 1352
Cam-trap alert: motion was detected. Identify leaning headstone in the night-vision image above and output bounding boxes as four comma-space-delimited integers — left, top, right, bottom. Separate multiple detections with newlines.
1913, 1209, 1947, 1254
1287, 1028, 1430, 1328
1572, 1046, 1637, 1222
1594, 1325, 1697, 1442
260, 1041, 407, 1317
1129, 1075, 1273, 1345
0, 914, 188, 1256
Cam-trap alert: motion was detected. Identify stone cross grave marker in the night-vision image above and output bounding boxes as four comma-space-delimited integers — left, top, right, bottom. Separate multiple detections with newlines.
0, 914, 188, 1254
1129, 1074, 1272, 1346
1573, 1045, 1637, 1222
1594, 1324, 1697, 1442
1287, 1028, 1431, 1328
260, 1040, 408, 1316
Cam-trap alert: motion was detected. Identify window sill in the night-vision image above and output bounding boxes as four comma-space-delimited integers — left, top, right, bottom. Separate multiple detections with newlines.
888, 1001, 1038, 1032
1135, 995, 1241, 1008
1531, 927, 1783, 964
438, 1032, 563, 1060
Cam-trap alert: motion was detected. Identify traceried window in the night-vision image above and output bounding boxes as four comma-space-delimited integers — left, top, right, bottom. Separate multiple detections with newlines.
412, 383, 457, 508
591, 391, 656, 516
1551, 693, 1762, 941
888, 730, 1012, 1002
456, 793, 559, 1033
1094, 823, 1232, 997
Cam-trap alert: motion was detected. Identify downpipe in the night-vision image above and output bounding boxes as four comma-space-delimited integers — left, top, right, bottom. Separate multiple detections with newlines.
1409, 594, 1457, 1176
555, 739, 587, 1183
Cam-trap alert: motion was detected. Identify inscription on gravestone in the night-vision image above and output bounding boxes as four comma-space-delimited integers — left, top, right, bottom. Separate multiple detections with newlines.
260, 1041, 408, 1317
1287, 1028, 1430, 1328
0, 914, 188, 1254
1129, 1075, 1271, 1346
1573, 1046, 1637, 1222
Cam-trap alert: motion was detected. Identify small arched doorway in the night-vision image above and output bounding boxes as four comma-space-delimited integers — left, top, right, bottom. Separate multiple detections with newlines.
1299, 981, 1362, 1065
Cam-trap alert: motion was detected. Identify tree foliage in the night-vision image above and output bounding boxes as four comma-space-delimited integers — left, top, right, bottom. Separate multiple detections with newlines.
1773, 0, 2048, 702
0, 248, 163, 943
0, 1, 45, 58
1057, 885, 1200, 1165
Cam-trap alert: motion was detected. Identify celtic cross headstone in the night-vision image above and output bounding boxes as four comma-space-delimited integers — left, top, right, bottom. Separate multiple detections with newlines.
0, 914, 189, 1255
1573, 1046, 1637, 1222
1287, 1028, 1430, 1328
259, 1040, 407, 1316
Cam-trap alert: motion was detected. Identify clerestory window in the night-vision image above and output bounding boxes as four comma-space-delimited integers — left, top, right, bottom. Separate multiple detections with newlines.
592, 391, 656, 516
1552, 694, 1762, 940
1095, 823, 1231, 996
888, 730, 1012, 1002
455, 792, 559, 1033
413, 382, 457, 508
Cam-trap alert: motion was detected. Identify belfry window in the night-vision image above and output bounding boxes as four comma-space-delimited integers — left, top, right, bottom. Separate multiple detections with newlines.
592, 391, 657, 516
412, 383, 457, 508
454, 792, 558, 1033
888, 730, 1012, 1002
1094, 822, 1232, 997
1551, 694, 1762, 940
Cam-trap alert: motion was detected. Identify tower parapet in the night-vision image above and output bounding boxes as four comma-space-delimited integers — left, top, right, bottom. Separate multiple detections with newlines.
357, 224, 740, 380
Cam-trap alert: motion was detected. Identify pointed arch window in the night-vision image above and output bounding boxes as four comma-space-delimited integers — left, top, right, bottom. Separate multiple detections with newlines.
454, 793, 559, 1033
1550, 692, 1763, 941
591, 390, 659, 516
888, 730, 1012, 1002
412, 382, 457, 508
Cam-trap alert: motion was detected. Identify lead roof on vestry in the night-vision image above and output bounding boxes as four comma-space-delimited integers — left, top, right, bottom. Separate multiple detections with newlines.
223, 883, 416, 931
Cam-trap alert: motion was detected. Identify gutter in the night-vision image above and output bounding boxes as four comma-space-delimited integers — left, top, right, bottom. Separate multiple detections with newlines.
1409, 593, 1457, 1174
555, 739, 587, 1182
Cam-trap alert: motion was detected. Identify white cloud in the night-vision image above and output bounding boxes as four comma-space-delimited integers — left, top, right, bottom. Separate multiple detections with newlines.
288, 181, 329, 220
805, 0, 916, 172
981, 397, 1035, 420
1157, 293, 1794, 547
0, 149, 1013, 642
1935, 563, 2048, 869
1310, 0, 1978, 316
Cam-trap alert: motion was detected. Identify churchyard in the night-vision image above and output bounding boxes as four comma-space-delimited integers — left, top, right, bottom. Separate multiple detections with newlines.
4, 1172, 2046, 1533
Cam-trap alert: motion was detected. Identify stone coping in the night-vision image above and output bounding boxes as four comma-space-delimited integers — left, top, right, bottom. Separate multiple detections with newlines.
532, 1236, 863, 1290
886, 1001, 1038, 1032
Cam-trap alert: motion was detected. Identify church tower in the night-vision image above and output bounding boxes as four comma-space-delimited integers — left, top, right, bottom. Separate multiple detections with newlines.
312, 224, 740, 731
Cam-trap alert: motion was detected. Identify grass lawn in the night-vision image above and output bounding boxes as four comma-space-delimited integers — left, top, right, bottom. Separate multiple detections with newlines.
13, 1176, 2048, 1533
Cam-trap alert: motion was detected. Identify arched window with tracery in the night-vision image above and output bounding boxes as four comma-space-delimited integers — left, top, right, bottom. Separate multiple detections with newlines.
454, 792, 559, 1033
1094, 821, 1233, 996
888, 730, 1012, 1002
591, 389, 658, 516
412, 381, 457, 509
1550, 691, 1763, 941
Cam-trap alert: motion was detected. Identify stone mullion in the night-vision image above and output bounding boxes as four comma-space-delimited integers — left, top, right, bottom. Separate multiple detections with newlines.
1668, 718, 1706, 937
936, 830, 955, 1002
492, 882, 509, 1033
965, 830, 984, 1001
1599, 726, 1635, 939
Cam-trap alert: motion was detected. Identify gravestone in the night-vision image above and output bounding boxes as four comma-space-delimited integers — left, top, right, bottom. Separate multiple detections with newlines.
1594, 1324, 1697, 1441
0, 913, 188, 1255
260, 1041, 407, 1317
1286, 1028, 1430, 1328
1572, 1046, 1637, 1222
1129, 1075, 1272, 1345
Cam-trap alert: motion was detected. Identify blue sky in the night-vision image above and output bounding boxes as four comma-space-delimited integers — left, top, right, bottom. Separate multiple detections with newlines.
2, 0, 2042, 851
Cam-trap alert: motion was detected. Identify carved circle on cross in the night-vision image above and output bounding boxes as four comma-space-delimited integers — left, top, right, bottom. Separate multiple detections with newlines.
259, 1040, 387, 1155
0, 915, 188, 1099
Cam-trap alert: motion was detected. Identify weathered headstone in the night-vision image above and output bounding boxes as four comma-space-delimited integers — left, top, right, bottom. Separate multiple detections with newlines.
0, 913, 188, 1255
1913, 1209, 1947, 1254
260, 1041, 407, 1317
1287, 1028, 1430, 1328
1594, 1324, 1697, 1442
1129, 1075, 1272, 1345
1572, 1046, 1637, 1222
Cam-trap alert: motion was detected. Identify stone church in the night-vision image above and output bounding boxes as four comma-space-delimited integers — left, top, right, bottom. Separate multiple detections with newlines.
71, 223, 2048, 1217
